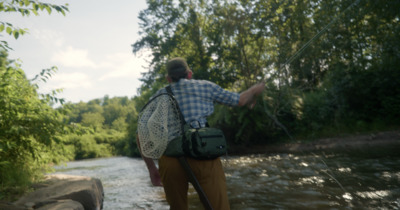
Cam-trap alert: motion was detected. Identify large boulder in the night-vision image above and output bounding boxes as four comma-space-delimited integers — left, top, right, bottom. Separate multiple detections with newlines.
13, 174, 104, 210
35, 199, 84, 210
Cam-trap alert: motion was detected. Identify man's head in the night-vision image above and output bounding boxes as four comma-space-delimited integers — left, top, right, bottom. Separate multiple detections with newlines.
166, 57, 192, 83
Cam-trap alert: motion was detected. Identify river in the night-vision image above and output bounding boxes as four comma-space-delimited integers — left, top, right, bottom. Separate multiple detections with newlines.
53, 151, 400, 209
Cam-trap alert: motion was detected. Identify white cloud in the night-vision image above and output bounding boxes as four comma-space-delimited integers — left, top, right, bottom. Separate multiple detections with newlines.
32, 28, 65, 48
98, 52, 147, 81
51, 46, 97, 68
48, 72, 93, 89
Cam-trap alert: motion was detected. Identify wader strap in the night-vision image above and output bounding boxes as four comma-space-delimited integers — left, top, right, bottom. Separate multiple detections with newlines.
178, 157, 213, 210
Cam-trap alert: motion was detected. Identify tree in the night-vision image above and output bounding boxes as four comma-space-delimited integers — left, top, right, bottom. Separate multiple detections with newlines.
81, 112, 105, 131
0, 51, 69, 198
0, 0, 69, 199
133, 0, 400, 142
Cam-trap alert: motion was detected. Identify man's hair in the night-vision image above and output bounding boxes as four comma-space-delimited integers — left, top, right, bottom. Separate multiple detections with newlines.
167, 57, 189, 82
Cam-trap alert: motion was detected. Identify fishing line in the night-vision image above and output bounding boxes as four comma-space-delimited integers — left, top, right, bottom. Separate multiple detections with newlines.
262, 97, 293, 139
277, 0, 362, 73
311, 152, 347, 192
261, 0, 362, 139
268, 0, 363, 80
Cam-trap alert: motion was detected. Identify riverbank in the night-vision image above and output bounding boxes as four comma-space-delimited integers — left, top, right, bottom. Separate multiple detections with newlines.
229, 130, 400, 156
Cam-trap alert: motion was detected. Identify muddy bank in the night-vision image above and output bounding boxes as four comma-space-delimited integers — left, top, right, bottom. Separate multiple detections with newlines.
229, 130, 400, 155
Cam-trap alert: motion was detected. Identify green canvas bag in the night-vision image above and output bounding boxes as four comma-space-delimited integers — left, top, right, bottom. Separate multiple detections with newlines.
164, 125, 227, 159
163, 86, 227, 159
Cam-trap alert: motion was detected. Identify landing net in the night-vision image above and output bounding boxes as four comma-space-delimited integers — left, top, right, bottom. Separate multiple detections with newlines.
137, 93, 183, 159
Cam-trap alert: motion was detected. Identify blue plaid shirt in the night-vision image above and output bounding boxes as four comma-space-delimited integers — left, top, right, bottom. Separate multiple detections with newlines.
154, 79, 240, 128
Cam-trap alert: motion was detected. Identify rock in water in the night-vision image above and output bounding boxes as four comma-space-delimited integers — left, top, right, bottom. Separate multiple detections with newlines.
13, 174, 104, 210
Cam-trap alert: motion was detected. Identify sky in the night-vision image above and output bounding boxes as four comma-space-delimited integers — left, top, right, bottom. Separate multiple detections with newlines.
1, 0, 150, 104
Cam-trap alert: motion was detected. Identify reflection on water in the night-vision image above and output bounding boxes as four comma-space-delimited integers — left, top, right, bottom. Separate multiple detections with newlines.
53, 151, 400, 209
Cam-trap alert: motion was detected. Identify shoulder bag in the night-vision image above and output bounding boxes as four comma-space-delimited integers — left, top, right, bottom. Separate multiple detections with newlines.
164, 86, 227, 159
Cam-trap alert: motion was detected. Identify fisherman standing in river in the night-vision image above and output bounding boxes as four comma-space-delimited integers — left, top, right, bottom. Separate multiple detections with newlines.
137, 57, 265, 209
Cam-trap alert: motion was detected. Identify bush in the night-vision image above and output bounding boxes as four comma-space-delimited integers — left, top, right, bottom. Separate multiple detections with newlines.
0, 52, 68, 199
295, 62, 400, 138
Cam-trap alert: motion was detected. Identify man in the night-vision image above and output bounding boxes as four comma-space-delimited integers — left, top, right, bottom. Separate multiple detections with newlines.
138, 57, 265, 210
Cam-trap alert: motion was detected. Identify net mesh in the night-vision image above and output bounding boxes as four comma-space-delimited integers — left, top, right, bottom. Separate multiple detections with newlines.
137, 93, 182, 159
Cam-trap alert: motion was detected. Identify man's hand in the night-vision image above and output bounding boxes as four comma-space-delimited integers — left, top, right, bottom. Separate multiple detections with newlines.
238, 83, 265, 108
149, 167, 163, 187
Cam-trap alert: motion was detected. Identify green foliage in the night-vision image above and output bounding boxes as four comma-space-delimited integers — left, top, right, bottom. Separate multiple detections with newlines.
125, 116, 140, 157
62, 134, 113, 160
0, 0, 72, 200
81, 112, 105, 130
0, 51, 69, 199
112, 117, 128, 131
58, 95, 141, 159
295, 59, 400, 138
0, 0, 70, 200
132, 0, 400, 143
0, 155, 47, 200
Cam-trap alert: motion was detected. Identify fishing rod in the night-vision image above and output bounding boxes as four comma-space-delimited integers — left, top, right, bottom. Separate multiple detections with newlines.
266, 0, 362, 82
261, 0, 362, 139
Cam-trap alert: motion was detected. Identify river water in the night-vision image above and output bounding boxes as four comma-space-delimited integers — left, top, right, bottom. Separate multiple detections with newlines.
53, 151, 400, 209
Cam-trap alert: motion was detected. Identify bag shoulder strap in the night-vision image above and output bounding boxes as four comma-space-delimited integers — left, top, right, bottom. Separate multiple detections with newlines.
165, 85, 186, 125
165, 85, 188, 139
